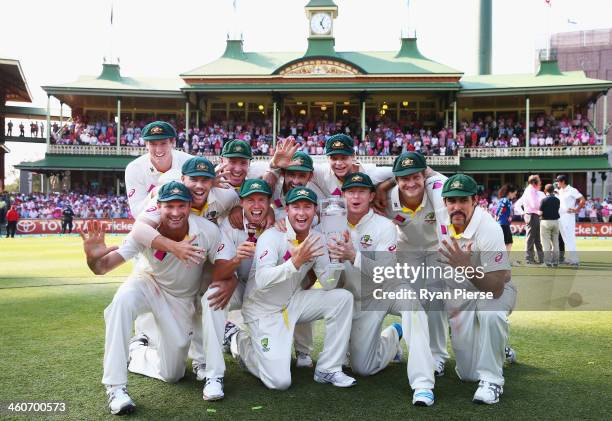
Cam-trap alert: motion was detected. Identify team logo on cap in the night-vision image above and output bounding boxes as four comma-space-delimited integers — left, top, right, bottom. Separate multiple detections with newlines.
171, 188, 181, 194
196, 162, 208, 171
450, 180, 463, 189
251, 182, 261, 189
296, 189, 309, 196
351, 175, 363, 182
295, 158, 304, 165
332, 140, 344, 149
234, 145, 243, 152
150, 126, 164, 135
401, 158, 414, 167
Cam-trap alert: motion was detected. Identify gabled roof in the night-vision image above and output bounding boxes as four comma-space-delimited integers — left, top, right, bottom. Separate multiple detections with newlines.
181, 38, 462, 77
0, 58, 33, 102
43, 64, 184, 98
459, 63, 612, 96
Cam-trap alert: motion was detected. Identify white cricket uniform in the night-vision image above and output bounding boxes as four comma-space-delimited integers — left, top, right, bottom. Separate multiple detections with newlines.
385, 175, 450, 366
558, 185, 583, 264
339, 209, 435, 390
439, 206, 516, 386
134, 187, 239, 365
125, 149, 192, 216
234, 223, 353, 390
102, 215, 221, 387
311, 162, 393, 198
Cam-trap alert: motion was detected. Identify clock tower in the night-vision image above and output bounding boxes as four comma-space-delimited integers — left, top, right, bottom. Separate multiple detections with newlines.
305, 0, 338, 38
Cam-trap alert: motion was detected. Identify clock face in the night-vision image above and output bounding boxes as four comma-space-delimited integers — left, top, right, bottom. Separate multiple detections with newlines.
310, 12, 332, 35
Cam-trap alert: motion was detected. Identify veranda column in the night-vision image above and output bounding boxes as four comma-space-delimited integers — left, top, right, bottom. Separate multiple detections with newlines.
361, 100, 366, 142
272, 101, 277, 149
46, 95, 51, 147
116, 98, 121, 155
452, 100, 457, 139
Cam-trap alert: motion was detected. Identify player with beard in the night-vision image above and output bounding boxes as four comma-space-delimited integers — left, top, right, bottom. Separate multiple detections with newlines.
438, 174, 516, 405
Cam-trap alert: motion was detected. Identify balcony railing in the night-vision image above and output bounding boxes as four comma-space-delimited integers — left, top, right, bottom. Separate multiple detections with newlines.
47, 145, 147, 156
459, 145, 606, 158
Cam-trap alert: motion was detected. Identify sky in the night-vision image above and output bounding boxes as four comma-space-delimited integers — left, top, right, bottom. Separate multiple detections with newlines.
2, 0, 612, 183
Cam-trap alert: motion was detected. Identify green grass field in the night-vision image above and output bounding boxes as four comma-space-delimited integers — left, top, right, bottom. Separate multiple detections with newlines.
1, 236, 611, 420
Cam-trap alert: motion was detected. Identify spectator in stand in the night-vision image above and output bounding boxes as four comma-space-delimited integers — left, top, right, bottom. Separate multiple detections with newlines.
19, 122, 25, 137
40, 122, 45, 138
495, 184, 518, 252
0, 197, 6, 236
602, 200, 610, 223
539, 184, 561, 267
518, 175, 545, 265
7, 120, 13, 136
6, 205, 19, 238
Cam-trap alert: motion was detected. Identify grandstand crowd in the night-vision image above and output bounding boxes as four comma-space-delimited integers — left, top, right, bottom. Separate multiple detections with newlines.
7, 110, 602, 157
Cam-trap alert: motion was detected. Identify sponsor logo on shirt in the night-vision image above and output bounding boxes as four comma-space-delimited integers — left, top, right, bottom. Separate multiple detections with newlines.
261, 337, 270, 352
259, 250, 269, 260
494, 251, 503, 263
388, 244, 397, 252
146, 205, 158, 213
217, 243, 225, 253
128, 188, 136, 198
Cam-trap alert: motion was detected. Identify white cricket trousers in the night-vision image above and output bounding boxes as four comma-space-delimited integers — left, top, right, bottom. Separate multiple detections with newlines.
201, 283, 315, 379
559, 213, 579, 264
447, 282, 517, 386
234, 288, 353, 390
349, 282, 435, 390
102, 276, 194, 386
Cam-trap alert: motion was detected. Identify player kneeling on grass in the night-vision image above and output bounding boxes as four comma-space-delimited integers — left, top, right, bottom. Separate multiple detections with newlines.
227, 187, 356, 390
328, 172, 436, 407
438, 174, 517, 405
80, 182, 221, 415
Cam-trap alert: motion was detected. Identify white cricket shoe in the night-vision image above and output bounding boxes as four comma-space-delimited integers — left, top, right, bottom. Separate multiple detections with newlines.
203, 377, 224, 401
314, 370, 356, 388
412, 389, 435, 407
192, 362, 207, 382
296, 351, 314, 368
473, 380, 503, 404
106, 385, 135, 415
434, 360, 445, 377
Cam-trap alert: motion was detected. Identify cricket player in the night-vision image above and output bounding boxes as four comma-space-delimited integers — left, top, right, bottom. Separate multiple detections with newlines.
216, 139, 269, 190
81, 182, 221, 415
129, 156, 239, 381
327, 172, 436, 406
383, 152, 450, 378
438, 174, 517, 404
125, 121, 192, 216
268, 134, 392, 199
227, 187, 356, 390
555, 175, 585, 266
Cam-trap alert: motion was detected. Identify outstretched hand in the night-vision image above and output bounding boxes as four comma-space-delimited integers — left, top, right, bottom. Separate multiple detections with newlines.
270, 138, 302, 169
79, 220, 118, 261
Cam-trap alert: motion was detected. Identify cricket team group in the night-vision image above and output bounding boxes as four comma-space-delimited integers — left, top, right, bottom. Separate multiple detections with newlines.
80, 121, 516, 415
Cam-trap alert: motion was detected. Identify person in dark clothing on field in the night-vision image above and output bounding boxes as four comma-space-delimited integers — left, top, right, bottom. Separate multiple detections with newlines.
539, 184, 561, 267
62, 205, 75, 234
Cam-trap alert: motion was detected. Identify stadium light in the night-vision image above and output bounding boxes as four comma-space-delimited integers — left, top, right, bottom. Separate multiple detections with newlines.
258, 104, 264, 111
402, 101, 409, 107
342, 109, 349, 115
299, 109, 306, 115
321, 105, 327, 111
382, 103, 388, 110
237, 101, 244, 107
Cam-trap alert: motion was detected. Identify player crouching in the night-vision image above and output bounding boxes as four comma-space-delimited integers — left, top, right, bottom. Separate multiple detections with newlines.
438, 174, 517, 404
80, 182, 220, 415
227, 187, 356, 390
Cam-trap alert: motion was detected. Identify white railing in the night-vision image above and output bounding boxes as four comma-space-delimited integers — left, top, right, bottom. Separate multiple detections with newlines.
44, 145, 461, 165
47, 144, 147, 156
459, 145, 606, 158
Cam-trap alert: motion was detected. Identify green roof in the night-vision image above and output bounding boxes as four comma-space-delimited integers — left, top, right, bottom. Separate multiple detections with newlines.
459, 69, 612, 96
459, 156, 611, 173
181, 39, 462, 77
305, 0, 337, 7
15, 154, 137, 172
43, 64, 184, 98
